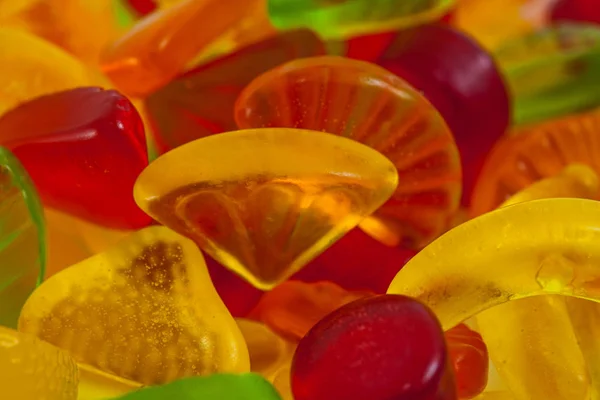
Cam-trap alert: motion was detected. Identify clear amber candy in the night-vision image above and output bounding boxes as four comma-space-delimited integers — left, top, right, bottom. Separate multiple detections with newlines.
134, 128, 398, 289
18, 225, 250, 386
0, 326, 78, 400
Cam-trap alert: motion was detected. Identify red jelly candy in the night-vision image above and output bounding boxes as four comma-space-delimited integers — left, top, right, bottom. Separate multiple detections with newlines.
376, 24, 510, 204
126, 0, 157, 16
445, 324, 489, 399
551, 0, 600, 24
291, 294, 458, 400
0, 87, 151, 229
293, 228, 416, 293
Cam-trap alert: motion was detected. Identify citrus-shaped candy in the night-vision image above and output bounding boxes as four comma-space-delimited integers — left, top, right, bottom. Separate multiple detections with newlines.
267, 0, 455, 40
0, 326, 78, 400
494, 23, 600, 125
0, 27, 92, 115
471, 109, 600, 216
19, 225, 249, 386
134, 128, 398, 289
235, 56, 461, 248
0, 147, 45, 328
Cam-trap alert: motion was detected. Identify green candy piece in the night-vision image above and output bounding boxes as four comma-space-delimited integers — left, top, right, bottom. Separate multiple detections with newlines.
495, 23, 600, 126
112, 374, 283, 400
267, 0, 454, 40
0, 146, 46, 328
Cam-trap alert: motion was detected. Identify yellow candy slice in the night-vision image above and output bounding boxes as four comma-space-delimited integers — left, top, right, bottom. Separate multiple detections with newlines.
0, 326, 78, 400
19, 225, 250, 386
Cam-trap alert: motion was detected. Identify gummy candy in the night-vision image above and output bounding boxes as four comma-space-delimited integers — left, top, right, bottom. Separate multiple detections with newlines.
273, 365, 293, 400
267, 0, 455, 39
0, 27, 95, 115
249, 280, 373, 341
494, 23, 600, 125
101, 0, 265, 97
551, 0, 600, 24
471, 109, 600, 216
111, 373, 282, 400
445, 324, 489, 399
0, 325, 78, 400
375, 24, 510, 203
0, 147, 45, 328
235, 56, 461, 248
236, 318, 294, 380
146, 29, 325, 154
18, 226, 250, 385
387, 198, 600, 329
133, 128, 398, 289
291, 294, 457, 400
0, 87, 151, 230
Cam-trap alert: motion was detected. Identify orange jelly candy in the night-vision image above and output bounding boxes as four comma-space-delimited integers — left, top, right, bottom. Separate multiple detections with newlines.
445, 324, 489, 399
471, 108, 600, 215
235, 56, 461, 248
249, 280, 374, 341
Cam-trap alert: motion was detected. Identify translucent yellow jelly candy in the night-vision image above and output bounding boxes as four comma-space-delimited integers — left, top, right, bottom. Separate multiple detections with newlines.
476, 164, 597, 400
134, 128, 398, 290
0, 27, 93, 115
236, 318, 294, 381
0, 325, 78, 400
18, 225, 250, 386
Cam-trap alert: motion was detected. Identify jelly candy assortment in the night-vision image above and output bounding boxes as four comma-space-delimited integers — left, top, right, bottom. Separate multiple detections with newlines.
2, 0, 600, 399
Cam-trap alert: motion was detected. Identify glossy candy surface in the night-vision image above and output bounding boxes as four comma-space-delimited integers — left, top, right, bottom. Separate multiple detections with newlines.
494, 23, 600, 125
267, 0, 455, 39
0, 87, 151, 230
445, 324, 488, 399
0, 326, 79, 400
146, 29, 325, 154
235, 56, 461, 248
0, 147, 45, 328
471, 109, 600, 216
18, 226, 250, 386
101, 0, 264, 97
111, 374, 282, 400
0, 27, 93, 115
375, 24, 510, 203
291, 295, 457, 400
249, 280, 373, 341
134, 128, 398, 289
387, 198, 600, 330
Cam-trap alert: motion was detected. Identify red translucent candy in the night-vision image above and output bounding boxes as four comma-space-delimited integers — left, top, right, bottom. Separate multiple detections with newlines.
291, 295, 458, 400
205, 254, 264, 317
376, 24, 510, 204
293, 228, 416, 293
0, 87, 150, 229
551, 0, 600, 24
145, 29, 325, 154
126, 0, 157, 15
445, 324, 489, 399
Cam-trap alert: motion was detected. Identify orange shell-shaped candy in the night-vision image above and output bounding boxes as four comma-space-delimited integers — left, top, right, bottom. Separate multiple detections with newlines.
235, 56, 461, 248
471, 109, 600, 216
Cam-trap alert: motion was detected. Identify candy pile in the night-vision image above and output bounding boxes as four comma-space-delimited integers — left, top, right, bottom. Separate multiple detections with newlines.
0, 0, 599, 399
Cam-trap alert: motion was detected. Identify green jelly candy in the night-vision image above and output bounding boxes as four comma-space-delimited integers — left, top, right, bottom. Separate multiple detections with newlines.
112, 373, 283, 400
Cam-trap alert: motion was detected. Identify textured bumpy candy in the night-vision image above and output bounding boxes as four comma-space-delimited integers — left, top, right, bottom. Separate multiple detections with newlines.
267, 0, 455, 39
291, 295, 457, 400
471, 109, 600, 215
0, 147, 45, 328
0, 87, 151, 230
111, 374, 282, 399
101, 0, 265, 97
134, 128, 398, 290
445, 324, 488, 399
236, 318, 294, 380
0, 27, 94, 115
375, 24, 510, 203
146, 29, 325, 154
235, 56, 461, 248
18, 226, 250, 386
494, 23, 600, 125
0, 326, 78, 400
249, 280, 373, 341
